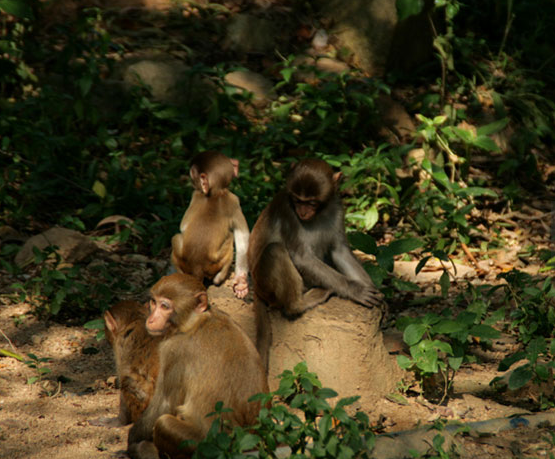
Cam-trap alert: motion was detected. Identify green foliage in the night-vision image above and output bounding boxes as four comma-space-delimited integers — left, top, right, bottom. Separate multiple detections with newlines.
497, 270, 555, 344
0, 348, 52, 384
494, 337, 555, 393
396, 292, 501, 403
348, 232, 423, 295
11, 246, 126, 321
190, 362, 377, 459
23, 352, 52, 385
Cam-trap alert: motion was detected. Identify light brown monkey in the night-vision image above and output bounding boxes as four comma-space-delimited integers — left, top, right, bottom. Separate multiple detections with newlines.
171, 151, 250, 299
127, 273, 268, 459
104, 300, 162, 425
248, 158, 384, 369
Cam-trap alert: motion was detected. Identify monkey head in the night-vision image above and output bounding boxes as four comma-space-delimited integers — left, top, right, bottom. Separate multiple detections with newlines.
190, 151, 239, 196
104, 300, 148, 348
286, 159, 342, 222
147, 273, 208, 336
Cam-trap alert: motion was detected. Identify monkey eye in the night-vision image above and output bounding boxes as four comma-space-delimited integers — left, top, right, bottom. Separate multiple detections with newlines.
294, 197, 318, 208
293, 196, 319, 207
161, 302, 172, 310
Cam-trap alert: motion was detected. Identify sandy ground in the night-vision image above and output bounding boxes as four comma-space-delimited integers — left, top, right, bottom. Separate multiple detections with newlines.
1, 278, 555, 459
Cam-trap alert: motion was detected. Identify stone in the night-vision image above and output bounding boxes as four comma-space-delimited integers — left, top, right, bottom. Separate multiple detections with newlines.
315, 0, 433, 75
15, 227, 98, 268
224, 70, 274, 107
394, 260, 476, 283
209, 283, 401, 409
119, 55, 215, 108
224, 14, 278, 54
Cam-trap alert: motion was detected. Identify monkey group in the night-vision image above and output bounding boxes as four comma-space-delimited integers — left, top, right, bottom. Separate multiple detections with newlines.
103, 152, 384, 459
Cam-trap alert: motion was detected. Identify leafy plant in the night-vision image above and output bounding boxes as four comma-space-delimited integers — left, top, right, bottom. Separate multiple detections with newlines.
11, 245, 125, 321
396, 300, 501, 403
0, 348, 52, 384
497, 270, 555, 344
24, 352, 53, 384
190, 362, 377, 459
492, 336, 555, 408
348, 232, 423, 296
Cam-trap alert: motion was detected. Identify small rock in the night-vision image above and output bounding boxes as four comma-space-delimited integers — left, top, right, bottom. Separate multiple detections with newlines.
15, 227, 97, 268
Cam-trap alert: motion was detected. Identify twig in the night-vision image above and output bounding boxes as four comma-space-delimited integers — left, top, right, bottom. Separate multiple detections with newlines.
0, 327, 18, 354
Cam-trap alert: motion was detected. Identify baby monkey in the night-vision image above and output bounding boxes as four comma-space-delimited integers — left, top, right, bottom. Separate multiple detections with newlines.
171, 151, 250, 298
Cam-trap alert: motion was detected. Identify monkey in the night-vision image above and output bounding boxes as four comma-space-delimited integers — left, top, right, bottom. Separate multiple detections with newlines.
247, 158, 384, 368
128, 273, 268, 459
171, 151, 250, 299
104, 300, 162, 425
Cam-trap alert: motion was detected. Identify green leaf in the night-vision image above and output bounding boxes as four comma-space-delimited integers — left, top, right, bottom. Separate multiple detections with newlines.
433, 320, 464, 334
415, 256, 431, 275
439, 270, 450, 297
79, 76, 93, 97
0, 348, 24, 361
50, 270, 66, 281
385, 393, 410, 405
387, 238, 424, 256
92, 180, 107, 199
430, 162, 452, 191
456, 187, 498, 198
508, 365, 533, 390
448, 356, 463, 371
498, 351, 527, 372
317, 388, 338, 399
469, 324, 500, 340
237, 433, 260, 452
363, 204, 379, 230
280, 67, 295, 83
404, 323, 427, 346
396, 354, 413, 370
473, 136, 500, 152
319, 414, 332, 437
396, 0, 424, 21
0, 0, 33, 18
527, 336, 547, 362
535, 363, 550, 381
84, 318, 105, 330
476, 118, 509, 136
348, 232, 377, 255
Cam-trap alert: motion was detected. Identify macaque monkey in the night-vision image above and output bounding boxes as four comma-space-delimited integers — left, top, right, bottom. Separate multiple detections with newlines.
128, 273, 268, 459
104, 301, 161, 425
248, 158, 384, 368
171, 151, 250, 299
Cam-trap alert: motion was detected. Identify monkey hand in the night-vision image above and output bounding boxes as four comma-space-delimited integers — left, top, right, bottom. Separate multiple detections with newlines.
346, 280, 384, 309
232, 273, 249, 299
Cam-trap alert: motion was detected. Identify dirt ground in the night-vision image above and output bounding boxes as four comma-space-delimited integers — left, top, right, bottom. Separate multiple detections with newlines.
1, 274, 555, 459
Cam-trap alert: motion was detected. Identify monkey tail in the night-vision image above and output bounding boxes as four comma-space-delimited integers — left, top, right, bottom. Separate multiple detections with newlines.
253, 295, 272, 374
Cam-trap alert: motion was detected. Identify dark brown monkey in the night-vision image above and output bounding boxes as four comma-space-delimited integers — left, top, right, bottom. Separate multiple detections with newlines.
128, 273, 268, 459
248, 158, 384, 368
104, 300, 162, 425
171, 151, 250, 299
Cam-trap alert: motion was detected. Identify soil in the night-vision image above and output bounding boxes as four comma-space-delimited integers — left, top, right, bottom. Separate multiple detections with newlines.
1, 274, 555, 459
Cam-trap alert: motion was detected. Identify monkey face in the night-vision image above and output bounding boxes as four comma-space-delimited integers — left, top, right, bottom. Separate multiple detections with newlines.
292, 196, 319, 221
146, 296, 174, 336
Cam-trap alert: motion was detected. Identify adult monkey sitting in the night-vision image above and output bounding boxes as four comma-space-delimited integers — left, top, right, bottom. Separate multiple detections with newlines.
248, 158, 384, 369
128, 273, 268, 459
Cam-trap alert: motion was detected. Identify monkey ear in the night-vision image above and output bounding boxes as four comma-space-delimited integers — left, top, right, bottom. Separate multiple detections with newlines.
104, 311, 117, 333
332, 171, 343, 185
194, 292, 209, 313
190, 164, 199, 181
230, 158, 239, 178
199, 173, 210, 195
